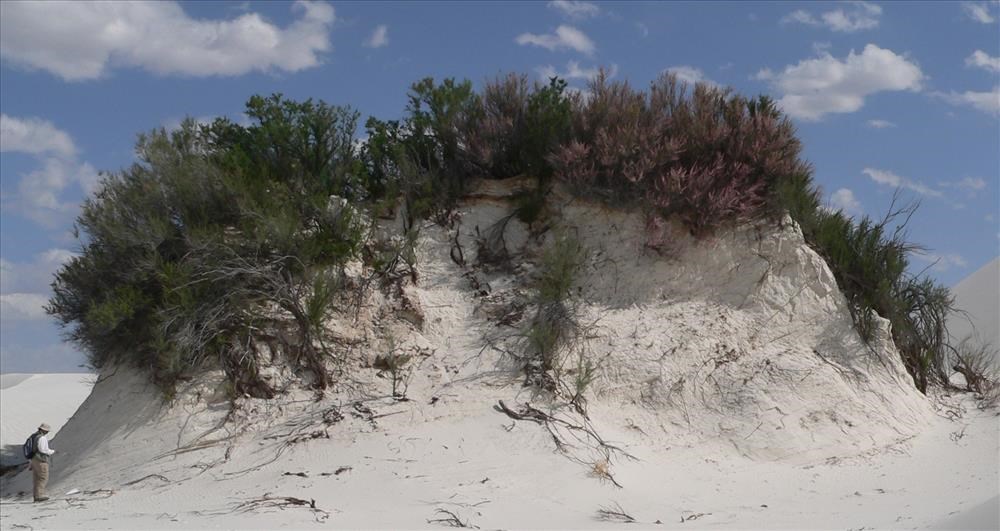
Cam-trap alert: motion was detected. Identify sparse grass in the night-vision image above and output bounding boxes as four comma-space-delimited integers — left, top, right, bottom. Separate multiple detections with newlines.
522, 232, 587, 386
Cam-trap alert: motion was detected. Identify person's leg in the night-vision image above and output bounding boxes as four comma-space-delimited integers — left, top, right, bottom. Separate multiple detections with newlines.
33, 461, 49, 501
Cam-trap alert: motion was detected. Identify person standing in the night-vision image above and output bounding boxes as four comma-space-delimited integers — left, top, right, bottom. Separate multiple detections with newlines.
28, 423, 55, 502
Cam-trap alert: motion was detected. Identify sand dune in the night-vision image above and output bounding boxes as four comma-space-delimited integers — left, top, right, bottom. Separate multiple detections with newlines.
0, 373, 94, 466
0, 188, 996, 529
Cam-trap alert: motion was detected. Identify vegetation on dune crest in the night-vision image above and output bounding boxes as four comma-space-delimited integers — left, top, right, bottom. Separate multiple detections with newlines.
48, 72, 967, 398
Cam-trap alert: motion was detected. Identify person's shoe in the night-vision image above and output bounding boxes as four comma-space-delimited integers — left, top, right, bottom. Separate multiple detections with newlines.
34, 497, 49, 502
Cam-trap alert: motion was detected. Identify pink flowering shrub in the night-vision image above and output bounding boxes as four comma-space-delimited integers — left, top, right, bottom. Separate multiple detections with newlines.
548, 72, 809, 236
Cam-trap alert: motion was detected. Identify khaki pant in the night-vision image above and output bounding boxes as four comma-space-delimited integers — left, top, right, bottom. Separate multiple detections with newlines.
31, 459, 49, 500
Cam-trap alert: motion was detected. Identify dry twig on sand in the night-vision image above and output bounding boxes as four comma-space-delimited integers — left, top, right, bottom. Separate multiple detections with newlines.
494, 399, 635, 487
596, 503, 636, 523
234, 494, 330, 522
427, 508, 478, 528
122, 474, 170, 487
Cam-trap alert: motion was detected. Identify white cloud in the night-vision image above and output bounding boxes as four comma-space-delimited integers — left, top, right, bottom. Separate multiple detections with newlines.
8, 158, 100, 226
664, 65, 717, 87
961, 2, 996, 23
911, 250, 968, 272
866, 119, 896, 128
966, 50, 1000, 73
935, 86, 1000, 116
1, 114, 100, 226
0, 293, 50, 320
537, 61, 616, 81
364, 24, 389, 48
941, 177, 988, 197
828, 188, 863, 216
758, 44, 924, 121
0, 114, 76, 157
863, 167, 943, 198
0, 249, 76, 295
516, 25, 596, 55
548, 1, 600, 19
781, 1, 882, 32
783, 10, 818, 26
0, 0, 334, 81
636, 22, 650, 38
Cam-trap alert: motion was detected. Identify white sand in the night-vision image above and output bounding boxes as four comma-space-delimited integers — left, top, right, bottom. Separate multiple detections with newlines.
0, 185, 996, 529
0, 373, 94, 465
948, 257, 1000, 368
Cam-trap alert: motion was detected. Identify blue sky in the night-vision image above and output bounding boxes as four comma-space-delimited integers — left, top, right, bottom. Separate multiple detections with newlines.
1, 0, 998, 372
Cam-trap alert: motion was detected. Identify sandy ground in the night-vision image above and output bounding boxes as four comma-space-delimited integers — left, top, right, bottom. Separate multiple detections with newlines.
0, 377, 995, 530
0, 373, 94, 466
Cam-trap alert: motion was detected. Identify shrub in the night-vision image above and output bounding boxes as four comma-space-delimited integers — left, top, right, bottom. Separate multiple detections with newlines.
402, 77, 479, 213
465, 74, 574, 182
951, 338, 1000, 407
549, 72, 809, 236
49, 98, 368, 396
522, 232, 587, 386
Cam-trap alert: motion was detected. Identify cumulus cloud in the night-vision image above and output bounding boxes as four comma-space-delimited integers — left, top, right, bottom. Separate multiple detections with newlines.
781, 1, 882, 32
866, 119, 896, 128
0, 249, 76, 296
0, 249, 77, 323
934, 86, 1000, 116
536, 61, 616, 81
0, 0, 334, 81
911, 250, 968, 272
664, 65, 718, 87
1, 114, 76, 157
365, 24, 389, 48
756, 44, 924, 121
961, 2, 996, 23
516, 25, 595, 55
1, 115, 100, 226
966, 50, 1000, 73
548, 1, 599, 19
0, 293, 50, 320
940, 177, 988, 198
828, 188, 863, 216
862, 168, 943, 198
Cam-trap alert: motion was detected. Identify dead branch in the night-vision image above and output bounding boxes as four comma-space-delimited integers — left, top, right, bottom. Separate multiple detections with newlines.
122, 474, 170, 487
427, 508, 478, 529
596, 503, 636, 523
233, 494, 330, 522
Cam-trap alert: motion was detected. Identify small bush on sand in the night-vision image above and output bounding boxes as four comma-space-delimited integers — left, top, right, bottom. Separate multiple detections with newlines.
522, 233, 588, 388
951, 338, 1000, 407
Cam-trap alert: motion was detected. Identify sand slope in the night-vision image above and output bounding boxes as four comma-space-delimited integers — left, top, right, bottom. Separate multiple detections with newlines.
949, 257, 1000, 350
0, 373, 94, 466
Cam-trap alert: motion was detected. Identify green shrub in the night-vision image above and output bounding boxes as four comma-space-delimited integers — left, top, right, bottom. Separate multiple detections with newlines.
523, 232, 587, 382
49, 99, 368, 396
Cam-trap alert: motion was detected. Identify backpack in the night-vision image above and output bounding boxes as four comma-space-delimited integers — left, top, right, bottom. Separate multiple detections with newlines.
22, 432, 39, 460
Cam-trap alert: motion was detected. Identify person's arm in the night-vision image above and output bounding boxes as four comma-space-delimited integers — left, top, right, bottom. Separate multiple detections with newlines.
37, 435, 55, 456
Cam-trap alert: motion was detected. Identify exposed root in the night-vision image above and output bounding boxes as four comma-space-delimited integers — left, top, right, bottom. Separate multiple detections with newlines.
494, 400, 635, 487
232, 494, 330, 522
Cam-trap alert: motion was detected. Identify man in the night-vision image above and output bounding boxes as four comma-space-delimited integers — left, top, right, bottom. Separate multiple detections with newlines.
28, 423, 55, 502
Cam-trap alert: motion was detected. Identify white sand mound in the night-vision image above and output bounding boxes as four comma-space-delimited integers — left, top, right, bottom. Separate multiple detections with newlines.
948, 257, 1000, 351
1, 181, 994, 529
0, 373, 94, 466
